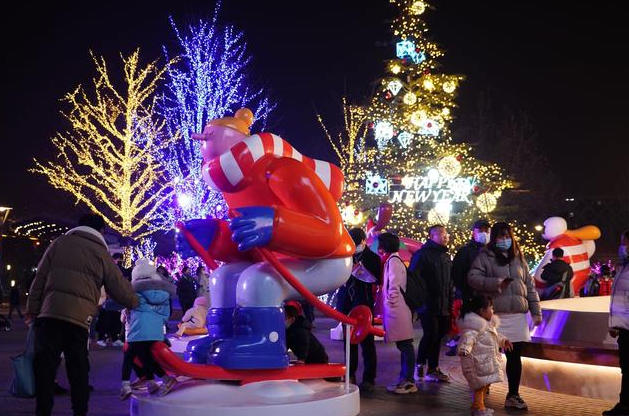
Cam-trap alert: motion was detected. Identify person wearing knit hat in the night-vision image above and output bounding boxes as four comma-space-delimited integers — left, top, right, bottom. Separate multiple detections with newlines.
177, 108, 354, 370
119, 259, 177, 400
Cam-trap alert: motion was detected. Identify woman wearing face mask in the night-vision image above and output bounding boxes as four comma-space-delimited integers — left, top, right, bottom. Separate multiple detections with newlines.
467, 222, 542, 411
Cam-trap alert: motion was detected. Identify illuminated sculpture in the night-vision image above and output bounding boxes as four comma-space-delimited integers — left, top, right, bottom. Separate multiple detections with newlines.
175, 108, 382, 371
533, 217, 601, 293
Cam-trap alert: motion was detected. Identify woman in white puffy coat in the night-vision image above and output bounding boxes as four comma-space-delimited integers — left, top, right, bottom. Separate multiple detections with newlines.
458, 295, 513, 416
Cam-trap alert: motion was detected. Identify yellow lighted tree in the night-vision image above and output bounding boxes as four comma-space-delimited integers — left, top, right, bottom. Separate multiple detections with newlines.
32, 50, 177, 241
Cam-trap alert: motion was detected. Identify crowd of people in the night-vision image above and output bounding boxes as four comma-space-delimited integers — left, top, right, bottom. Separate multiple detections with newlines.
10, 212, 629, 416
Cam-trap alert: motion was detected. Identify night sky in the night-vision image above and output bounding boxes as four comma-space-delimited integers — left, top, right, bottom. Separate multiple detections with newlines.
1, 0, 628, 219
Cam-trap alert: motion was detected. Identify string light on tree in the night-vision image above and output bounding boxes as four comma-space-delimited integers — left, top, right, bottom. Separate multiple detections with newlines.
410, 1, 427, 15
437, 155, 462, 179
32, 50, 177, 247
442, 80, 457, 93
476, 192, 498, 213
153, 11, 274, 231
403, 92, 417, 105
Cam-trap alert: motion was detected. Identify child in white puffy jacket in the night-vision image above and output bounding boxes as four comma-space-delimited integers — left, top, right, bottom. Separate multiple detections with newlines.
458, 295, 513, 416
175, 296, 208, 337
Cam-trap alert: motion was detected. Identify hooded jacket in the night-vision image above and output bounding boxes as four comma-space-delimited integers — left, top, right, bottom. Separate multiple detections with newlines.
457, 312, 507, 390
286, 315, 329, 364
610, 262, 629, 331
468, 248, 541, 317
409, 239, 453, 316
26, 227, 138, 329
127, 278, 176, 342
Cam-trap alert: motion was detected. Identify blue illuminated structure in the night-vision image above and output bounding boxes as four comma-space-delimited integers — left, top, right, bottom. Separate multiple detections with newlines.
153, 5, 275, 230
395, 40, 426, 64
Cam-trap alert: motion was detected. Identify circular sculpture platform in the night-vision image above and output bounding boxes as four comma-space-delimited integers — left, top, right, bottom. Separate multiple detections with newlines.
130, 379, 359, 416
520, 296, 621, 400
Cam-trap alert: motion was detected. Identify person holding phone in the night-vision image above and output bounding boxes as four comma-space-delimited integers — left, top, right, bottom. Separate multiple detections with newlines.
467, 222, 542, 411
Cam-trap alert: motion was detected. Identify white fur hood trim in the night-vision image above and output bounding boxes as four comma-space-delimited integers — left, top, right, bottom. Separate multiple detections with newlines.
460, 312, 500, 332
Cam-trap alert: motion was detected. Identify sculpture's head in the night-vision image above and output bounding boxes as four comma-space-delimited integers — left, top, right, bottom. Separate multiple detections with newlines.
192, 108, 254, 161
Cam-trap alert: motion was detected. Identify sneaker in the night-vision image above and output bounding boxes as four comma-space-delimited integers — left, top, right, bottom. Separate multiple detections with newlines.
414, 365, 424, 381
119, 384, 133, 401
603, 403, 629, 416
4, 325, 10, 331
387, 380, 418, 394
504, 394, 528, 410
359, 381, 375, 393
471, 410, 493, 416
96, 340, 107, 347
157, 376, 178, 396
147, 380, 160, 394
130, 377, 147, 389
424, 368, 450, 382
112, 340, 124, 347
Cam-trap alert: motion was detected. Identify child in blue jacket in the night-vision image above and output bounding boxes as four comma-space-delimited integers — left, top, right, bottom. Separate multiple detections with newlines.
120, 259, 177, 400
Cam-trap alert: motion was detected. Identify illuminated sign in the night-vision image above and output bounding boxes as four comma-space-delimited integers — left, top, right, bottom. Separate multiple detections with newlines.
365, 171, 476, 206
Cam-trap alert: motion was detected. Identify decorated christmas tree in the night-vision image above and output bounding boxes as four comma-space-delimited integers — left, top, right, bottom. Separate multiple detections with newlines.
322, 0, 540, 257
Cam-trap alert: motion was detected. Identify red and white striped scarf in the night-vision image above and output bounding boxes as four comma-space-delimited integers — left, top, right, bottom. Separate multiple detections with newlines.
201, 132, 345, 201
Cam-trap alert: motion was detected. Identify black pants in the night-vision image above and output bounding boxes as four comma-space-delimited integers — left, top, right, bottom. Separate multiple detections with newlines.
417, 313, 449, 370
619, 329, 629, 406
504, 341, 523, 396
349, 334, 377, 384
9, 302, 23, 319
122, 341, 165, 381
34, 317, 89, 416
396, 339, 416, 382
97, 310, 122, 341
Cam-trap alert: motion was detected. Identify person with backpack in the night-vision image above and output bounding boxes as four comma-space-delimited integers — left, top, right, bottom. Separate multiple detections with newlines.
378, 232, 417, 395
540, 248, 574, 299
335, 227, 381, 392
409, 224, 453, 382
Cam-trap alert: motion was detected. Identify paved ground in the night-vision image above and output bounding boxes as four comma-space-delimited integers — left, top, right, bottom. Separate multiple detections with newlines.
0, 305, 615, 416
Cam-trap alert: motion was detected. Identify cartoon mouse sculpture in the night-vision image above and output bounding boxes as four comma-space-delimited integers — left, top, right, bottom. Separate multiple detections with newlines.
176, 108, 354, 370
533, 216, 601, 294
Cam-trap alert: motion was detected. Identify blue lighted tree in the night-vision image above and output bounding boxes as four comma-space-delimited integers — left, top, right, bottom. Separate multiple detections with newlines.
153, 8, 274, 230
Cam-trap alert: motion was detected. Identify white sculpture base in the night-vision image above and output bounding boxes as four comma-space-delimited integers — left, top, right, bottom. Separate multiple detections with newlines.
130, 379, 359, 416
330, 322, 383, 342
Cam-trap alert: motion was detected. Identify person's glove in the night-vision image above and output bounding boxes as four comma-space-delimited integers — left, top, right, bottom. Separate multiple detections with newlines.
229, 206, 275, 251
175, 219, 218, 259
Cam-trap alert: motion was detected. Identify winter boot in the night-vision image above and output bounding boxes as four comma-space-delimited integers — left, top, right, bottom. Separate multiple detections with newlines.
210, 307, 289, 369
185, 307, 234, 364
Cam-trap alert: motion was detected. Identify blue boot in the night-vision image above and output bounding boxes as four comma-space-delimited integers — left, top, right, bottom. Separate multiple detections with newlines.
184, 307, 234, 364
210, 307, 289, 370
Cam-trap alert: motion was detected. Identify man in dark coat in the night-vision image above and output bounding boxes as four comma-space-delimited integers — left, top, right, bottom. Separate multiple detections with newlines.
176, 266, 197, 315
335, 227, 381, 391
452, 220, 490, 308
26, 213, 138, 416
284, 304, 328, 364
540, 248, 574, 299
409, 224, 452, 382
